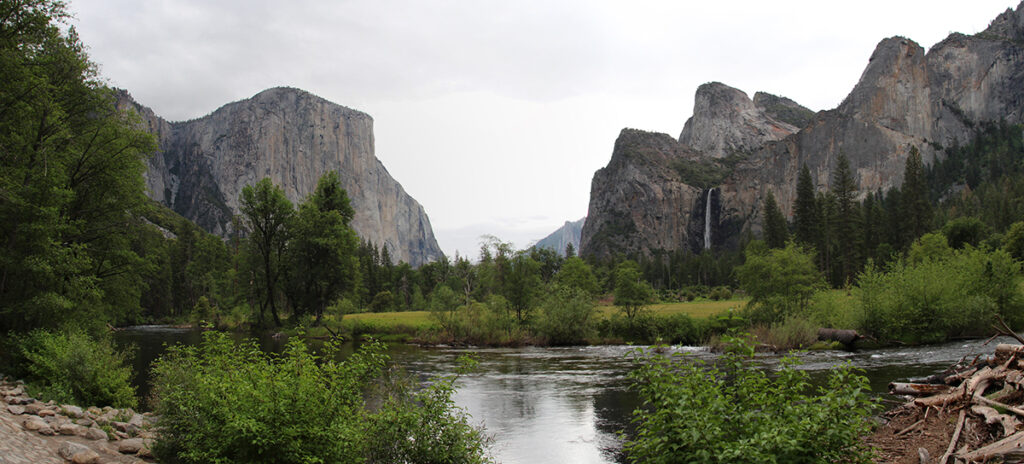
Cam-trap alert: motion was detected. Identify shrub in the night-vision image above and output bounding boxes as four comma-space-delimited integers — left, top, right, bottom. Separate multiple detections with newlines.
708, 286, 732, 301
652, 314, 709, 345
806, 289, 864, 331
15, 329, 136, 408
860, 247, 1023, 343
151, 331, 490, 464
750, 316, 819, 351
623, 337, 876, 463
535, 286, 597, 345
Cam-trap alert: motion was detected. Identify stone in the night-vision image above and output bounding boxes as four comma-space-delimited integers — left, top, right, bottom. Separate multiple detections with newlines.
117, 438, 144, 454
7, 404, 24, 415
58, 422, 86, 435
23, 402, 44, 414
58, 441, 100, 464
61, 404, 85, 418
128, 413, 144, 428
85, 426, 108, 441
22, 416, 46, 431
118, 87, 444, 266
37, 408, 55, 417
37, 424, 55, 435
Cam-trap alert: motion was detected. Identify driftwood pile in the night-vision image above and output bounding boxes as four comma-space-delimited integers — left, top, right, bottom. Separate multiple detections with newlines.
887, 340, 1024, 463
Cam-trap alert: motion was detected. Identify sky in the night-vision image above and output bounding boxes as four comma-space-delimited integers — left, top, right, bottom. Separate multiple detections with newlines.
67, 0, 1016, 259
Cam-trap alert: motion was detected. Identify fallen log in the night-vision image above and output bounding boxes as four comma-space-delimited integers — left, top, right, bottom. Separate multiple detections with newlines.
960, 430, 1024, 461
889, 382, 954, 396
971, 404, 1020, 437
817, 328, 863, 346
974, 396, 1024, 419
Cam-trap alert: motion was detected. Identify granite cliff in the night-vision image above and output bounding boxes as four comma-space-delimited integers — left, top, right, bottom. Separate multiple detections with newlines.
581, 2, 1024, 259
533, 218, 586, 256
120, 87, 443, 266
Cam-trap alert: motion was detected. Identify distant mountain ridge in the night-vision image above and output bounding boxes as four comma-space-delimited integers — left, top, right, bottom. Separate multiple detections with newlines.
580, 2, 1024, 258
533, 218, 585, 256
118, 87, 444, 266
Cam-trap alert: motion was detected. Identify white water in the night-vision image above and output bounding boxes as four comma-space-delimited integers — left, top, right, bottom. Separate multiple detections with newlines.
704, 188, 715, 249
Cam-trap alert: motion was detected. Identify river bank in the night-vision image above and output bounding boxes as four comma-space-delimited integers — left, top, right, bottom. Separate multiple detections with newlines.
0, 377, 155, 463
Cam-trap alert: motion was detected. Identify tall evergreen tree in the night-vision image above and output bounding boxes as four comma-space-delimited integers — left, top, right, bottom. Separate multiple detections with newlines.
763, 190, 789, 249
830, 154, 861, 285
902, 146, 933, 242
793, 164, 819, 246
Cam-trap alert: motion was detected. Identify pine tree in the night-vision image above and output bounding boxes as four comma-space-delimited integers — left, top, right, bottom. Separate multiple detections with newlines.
763, 190, 789, 249
793, 164, 818, 246
902, 146, 933, 242
831, 154, 861, 285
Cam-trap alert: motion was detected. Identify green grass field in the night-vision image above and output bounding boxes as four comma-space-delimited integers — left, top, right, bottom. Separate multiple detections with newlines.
334, 297, 749, 333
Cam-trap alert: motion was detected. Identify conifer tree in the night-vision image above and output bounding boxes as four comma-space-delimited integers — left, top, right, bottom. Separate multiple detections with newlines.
793, 164, 818, 246
902, 146, 933, 242
763, 190, 789, 249
831, 154, 861, 285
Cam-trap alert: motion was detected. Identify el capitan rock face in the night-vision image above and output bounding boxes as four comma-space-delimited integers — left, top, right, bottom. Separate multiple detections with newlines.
121, 87, 443, 266
581, 2, 1024, 259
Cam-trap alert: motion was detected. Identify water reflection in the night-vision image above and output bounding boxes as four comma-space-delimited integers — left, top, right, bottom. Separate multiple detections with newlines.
114, 328, 1024, 464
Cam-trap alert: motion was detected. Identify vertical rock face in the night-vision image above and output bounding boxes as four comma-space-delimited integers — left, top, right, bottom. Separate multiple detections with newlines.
533, 217, 586, 256
678, 82, 800, 159
120, 87, 443, 266
581, 2, 1024, 259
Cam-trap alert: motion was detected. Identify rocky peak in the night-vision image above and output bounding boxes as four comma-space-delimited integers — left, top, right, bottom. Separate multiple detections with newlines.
840, 37, 931, 137
980, 2, 1024, 41
678, 82, 798, 159
753, 92, 815, 129
123, 88, 444, 266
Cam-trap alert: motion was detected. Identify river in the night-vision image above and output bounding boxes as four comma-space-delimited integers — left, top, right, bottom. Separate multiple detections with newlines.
113, 327, 1019, 464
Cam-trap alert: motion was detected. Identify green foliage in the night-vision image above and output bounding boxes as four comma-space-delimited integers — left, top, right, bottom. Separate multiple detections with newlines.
503, 253, 542, 323
0, 0, 157, 332
15, 329, 136, 408
1004, 221, 1024, 261
941, 217, 989, 249
614, 260, 653, 319
535, 286, 598, 345
735, 242, 824, 324
902, 146, 933, 240
364, 355, 492, 463
806, 290, 864, 331
860, 247, 1023, 343
623, 337, 876, 464
284, 171, 360, 323
793, 164, 819, 247
762, 190, 789, 249
151, 331, 490, 464
907, 232, 952, 264
554, 256, 600, 296
239, 178, 294, 327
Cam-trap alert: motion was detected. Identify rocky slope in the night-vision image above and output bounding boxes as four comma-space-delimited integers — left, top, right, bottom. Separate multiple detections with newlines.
120, 87, 443, 266
581, 2, 1024, 259
533, 218, 586, 256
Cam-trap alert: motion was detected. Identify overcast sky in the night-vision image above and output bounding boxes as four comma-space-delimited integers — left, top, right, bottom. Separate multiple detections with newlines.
68, 0, 1016, 259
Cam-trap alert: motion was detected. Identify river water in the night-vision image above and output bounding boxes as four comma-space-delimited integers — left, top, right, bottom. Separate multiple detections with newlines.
114, 327, 1021, 464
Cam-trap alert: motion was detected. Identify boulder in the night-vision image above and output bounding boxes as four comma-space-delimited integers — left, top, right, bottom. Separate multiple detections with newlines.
85, 426, 108, 441
117, 437, 145, 454
58, 441, 100, 464
61, 404, 85, 418
6, 404, 25, 415
22, 416, 46, 431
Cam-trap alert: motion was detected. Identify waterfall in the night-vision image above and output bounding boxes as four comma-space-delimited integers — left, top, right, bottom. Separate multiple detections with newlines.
704, 188, 715, 250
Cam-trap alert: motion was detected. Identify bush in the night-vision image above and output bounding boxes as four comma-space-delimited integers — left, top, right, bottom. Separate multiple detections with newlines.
15, 329, 137, 408
708, 286, 732, 301
750, 316, 819, 351
151, 331, 490, 464
652, 314, 709, 345
806, 289, 864, 331
623, 336, 876, 463
860, 247, 1023, 343
535, 286, 598, 345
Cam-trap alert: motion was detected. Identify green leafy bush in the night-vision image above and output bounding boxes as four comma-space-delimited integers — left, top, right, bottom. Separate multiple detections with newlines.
15, 329, 137, 408
151, 331, 490, 463
535, 286, 598, 345
860, 247, 1023, 343
624, 337, 876, 463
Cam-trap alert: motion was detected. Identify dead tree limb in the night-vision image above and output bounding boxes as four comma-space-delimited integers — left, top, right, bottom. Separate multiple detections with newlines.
939, 409, 967, 464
